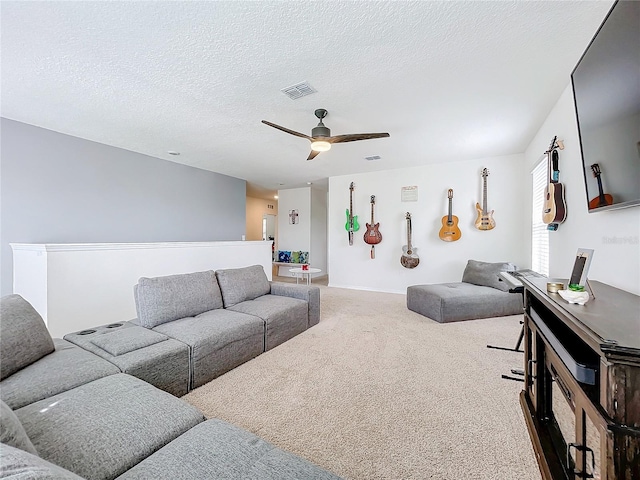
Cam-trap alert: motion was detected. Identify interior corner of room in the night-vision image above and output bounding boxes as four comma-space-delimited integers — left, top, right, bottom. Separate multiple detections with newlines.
1, 1, 639, 479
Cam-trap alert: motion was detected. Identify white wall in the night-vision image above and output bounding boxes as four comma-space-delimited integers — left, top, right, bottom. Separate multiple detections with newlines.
276, 186, 327, 278
328, 155, 527, 293
310, 187, 328, 276
277, 187, 311, 252
524, 85, 640, 295
12, 241, 272, 337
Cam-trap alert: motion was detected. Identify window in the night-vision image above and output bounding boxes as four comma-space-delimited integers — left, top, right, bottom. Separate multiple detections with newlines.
531, 158, 549, 276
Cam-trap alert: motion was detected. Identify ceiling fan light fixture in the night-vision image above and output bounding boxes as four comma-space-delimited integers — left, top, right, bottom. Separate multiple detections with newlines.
310, 140, 331, 152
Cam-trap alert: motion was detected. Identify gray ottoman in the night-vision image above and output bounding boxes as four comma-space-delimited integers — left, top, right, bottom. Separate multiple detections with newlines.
64, 322, 190, 396
406, 282, 523, 323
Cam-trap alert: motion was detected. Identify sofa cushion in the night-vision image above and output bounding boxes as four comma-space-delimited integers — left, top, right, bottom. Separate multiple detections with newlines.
270, 283, 321, 328
0, 444, 84, 479
0, 338, 120, 410
64, 322, 190, 397
117, 419, 343, 480
90, 326, 167, 356
0, 294, 55, 380
216, 265, 271, 308
0, 400, 38, 455
461, 259, 516, 292
136, 270, 223, 328
153, 309, 264, 389
228, 295, 308, 351
16, 374, 205, 480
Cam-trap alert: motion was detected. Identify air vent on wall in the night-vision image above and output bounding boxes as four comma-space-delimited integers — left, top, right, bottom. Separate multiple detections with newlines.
365, 155, 382, 161
281, 81, 317, 100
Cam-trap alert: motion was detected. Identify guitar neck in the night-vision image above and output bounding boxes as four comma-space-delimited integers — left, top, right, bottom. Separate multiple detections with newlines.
448, 198, 453, 223
349, 189, 354, 225
482, 177, 488, 214
371, 202, 374, 224
406, 217, 412, 252
596, 175, 606, 203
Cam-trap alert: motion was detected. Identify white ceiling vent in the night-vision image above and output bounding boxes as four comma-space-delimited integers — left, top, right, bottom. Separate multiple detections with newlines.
281, 82, 317, 100
365, 155, 382, 161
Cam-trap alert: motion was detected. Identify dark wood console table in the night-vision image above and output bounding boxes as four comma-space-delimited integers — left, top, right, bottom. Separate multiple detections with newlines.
520, 277, 640, 480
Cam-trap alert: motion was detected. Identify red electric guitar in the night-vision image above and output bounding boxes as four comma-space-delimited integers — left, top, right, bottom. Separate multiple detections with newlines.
364, 195, 382, 259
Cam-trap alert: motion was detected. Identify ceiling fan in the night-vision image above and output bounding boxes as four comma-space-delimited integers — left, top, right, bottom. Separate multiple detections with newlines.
262, 109, 390, 160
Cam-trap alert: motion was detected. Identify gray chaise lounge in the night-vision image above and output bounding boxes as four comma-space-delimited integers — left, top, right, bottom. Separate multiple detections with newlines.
407, 260, 523, 322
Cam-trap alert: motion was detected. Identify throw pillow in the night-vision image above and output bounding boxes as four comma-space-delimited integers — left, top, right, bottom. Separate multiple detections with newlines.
0, 400, 38, 455
0, 295, 55, 380
461, 260, 516, 292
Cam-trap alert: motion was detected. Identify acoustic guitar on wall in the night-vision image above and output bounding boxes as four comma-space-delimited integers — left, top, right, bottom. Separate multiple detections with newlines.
439, 189, 461, 242
589, 163, 614, 209
542, 136, 567, 225
345, 182, 360, 246
474, 168, 495, 230
364, 195, 382, 259
400, 212, 419, 269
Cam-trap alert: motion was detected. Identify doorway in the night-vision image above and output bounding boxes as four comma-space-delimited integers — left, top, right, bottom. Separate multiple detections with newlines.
262, 214, 276, 261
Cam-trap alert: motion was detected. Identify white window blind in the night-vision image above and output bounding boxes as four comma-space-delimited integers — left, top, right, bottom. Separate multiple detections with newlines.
531, 158, 549, 276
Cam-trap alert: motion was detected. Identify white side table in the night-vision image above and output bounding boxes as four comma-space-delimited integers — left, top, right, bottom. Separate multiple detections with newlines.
289, 267, 321, 285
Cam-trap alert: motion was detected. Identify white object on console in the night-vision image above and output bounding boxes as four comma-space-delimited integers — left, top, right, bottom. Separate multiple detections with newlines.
557, 289, 590, 305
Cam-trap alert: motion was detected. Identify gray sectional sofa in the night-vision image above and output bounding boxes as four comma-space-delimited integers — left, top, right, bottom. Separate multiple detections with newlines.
407, 260, 523, 322
0, 265, 339, 479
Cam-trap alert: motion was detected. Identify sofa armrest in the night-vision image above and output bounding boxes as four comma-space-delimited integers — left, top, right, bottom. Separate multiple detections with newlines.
269, 282, 320, 328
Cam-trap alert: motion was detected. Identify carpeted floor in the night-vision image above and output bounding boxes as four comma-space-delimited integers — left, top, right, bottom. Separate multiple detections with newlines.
183, 285, 540, 480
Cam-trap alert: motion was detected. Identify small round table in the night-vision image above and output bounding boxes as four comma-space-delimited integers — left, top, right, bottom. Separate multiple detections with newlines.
289, 267, 322, 285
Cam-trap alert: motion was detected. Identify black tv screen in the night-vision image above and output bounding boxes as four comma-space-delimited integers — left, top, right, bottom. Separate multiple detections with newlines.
571, 0, 640, 212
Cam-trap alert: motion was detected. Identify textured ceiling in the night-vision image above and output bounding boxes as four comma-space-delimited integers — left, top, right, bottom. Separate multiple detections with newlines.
1, 1, 612, 198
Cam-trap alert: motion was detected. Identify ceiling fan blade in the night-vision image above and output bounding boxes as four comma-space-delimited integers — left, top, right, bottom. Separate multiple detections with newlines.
329, 133, 390, 144
261, 120, 311, 139
307, 150, 321, 161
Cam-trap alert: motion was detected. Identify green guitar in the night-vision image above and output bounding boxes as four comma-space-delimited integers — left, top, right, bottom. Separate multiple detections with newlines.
345, 182, 360, 245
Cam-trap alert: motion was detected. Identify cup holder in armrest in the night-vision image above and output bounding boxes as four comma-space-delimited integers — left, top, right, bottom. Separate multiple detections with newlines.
106, 323, 123, 329
77, 329, 96, 335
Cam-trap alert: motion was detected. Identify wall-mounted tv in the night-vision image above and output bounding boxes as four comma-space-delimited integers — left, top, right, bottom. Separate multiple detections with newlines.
571, 0, 640, 213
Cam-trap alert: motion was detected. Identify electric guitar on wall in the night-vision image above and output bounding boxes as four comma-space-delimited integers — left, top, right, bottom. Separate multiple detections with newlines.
345, 182, 360, 246
589, 163, 614, 209
364, 195, 382, 259
542, 136, 567, 225
438, 189, 461, 242
474, 168, 496, 230
400, 212, 419, 269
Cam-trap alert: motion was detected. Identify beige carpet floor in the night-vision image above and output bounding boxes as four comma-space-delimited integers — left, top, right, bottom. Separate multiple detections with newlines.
184, 285, 540, 480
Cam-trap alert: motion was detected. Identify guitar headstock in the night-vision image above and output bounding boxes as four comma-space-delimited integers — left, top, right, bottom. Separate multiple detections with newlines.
447, 189, 453, 199
481, 168, 489, 178
370, 195, 375, 204
349, 182, 355, 191
405, 212, 411, 220
590, 163, 602, 177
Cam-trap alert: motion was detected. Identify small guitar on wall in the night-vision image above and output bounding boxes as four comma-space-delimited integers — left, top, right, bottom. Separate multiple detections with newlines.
439, 189, 461, 242
589, 163, 614, 209
345, 182, 360, 246
364, 195, 382, 259
474, 168, 496, 230
542, 136, 567, 225
400, 212, 419, 269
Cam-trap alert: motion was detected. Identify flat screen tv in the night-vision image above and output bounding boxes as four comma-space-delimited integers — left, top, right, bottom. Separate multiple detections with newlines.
571, 0, 640, 212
